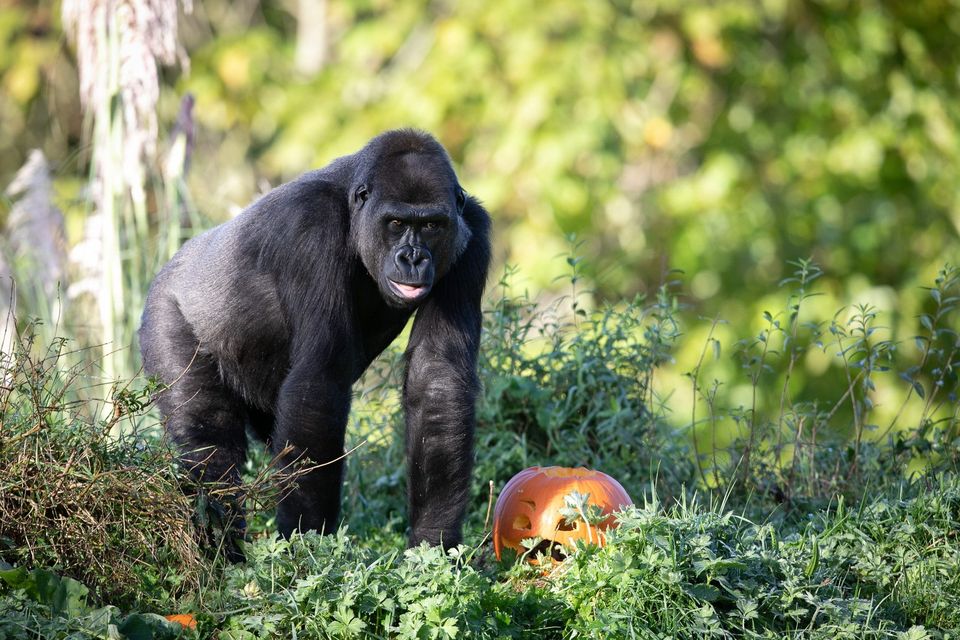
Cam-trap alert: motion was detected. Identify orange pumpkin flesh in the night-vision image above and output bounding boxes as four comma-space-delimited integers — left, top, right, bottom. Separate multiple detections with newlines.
492, 466, 633, 561
165, 613, 197, 629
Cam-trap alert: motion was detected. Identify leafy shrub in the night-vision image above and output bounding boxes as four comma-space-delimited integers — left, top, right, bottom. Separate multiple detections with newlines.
217, 532, 520, 639
553, 477, 960, 638
472, 266, 696, 514
206, 475, 960, 639
686, 262, 960, 513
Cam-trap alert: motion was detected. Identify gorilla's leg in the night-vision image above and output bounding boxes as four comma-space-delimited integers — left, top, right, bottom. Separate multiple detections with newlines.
141, 294, 250, 558
271, 370, 351, 538
161, 369, 249, 488
142, 298, 249, 484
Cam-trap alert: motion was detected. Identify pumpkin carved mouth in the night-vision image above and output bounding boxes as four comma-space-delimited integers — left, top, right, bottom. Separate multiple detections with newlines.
492, 466, 633, 562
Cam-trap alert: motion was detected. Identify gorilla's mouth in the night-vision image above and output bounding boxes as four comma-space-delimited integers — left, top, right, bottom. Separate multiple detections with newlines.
388, 280, 430, 301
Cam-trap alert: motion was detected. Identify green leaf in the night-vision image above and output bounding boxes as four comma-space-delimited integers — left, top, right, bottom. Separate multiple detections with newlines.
0, 566, 89, 617
702, 558, 748, 575
49, 575, 90, 617
805, 535, 820, 579
0, 564, 28, 590
117, 613, 180, 640
898, 626, 931, 640
684, 583, 721, 602
899, 372, 925, 398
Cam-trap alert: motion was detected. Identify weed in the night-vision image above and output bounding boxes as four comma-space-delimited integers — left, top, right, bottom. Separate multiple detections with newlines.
0, 327, 206, 608
691, 262, 960, 509
473, 265, 692, 512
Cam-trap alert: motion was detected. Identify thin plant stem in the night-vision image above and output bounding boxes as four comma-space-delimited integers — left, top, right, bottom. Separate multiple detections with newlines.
689, 316, 722, 488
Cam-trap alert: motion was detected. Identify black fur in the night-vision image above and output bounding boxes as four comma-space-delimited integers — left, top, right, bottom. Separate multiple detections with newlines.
139, 129, 491, 550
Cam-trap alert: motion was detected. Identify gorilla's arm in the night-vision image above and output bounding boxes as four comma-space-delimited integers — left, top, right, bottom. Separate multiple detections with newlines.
246, 174, 359, 537
272, 359, 353, 537
402, 199, 490, 549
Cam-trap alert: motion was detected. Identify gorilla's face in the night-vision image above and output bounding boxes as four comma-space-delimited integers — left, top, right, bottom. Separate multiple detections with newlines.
352, 149, 471, 309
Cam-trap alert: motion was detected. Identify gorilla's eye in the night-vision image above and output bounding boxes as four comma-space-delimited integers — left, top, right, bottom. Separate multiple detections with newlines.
424, 221, 438, 231
389, 219, 403, 229
355, 185, 369, 205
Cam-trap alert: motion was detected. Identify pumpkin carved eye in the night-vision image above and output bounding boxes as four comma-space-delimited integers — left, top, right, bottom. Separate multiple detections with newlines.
492, 466, 633, 563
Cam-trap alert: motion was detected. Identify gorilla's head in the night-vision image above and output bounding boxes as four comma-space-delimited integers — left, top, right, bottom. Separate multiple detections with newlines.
350, 130, 472, 309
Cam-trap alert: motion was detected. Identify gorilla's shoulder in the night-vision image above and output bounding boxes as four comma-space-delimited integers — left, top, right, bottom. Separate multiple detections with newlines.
271, 170, 348, 202
245, 170, 350, 221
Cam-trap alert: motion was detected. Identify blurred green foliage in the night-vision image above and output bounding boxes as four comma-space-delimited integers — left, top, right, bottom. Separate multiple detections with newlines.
3, 5, 960, 634
1, 0, 959, 414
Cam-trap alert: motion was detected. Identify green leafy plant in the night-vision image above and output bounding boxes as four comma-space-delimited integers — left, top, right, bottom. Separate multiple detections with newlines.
2, 261, 960, 638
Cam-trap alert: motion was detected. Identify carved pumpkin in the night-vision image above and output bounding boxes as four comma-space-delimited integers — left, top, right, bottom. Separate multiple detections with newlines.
492, 466, 633, 561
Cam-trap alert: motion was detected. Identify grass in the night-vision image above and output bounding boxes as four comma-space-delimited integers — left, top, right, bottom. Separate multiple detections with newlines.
0, 333, 206, 609
0, 262, 958, 638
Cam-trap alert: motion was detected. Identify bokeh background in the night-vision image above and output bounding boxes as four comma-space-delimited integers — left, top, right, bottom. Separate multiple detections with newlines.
2, 0, 959, 433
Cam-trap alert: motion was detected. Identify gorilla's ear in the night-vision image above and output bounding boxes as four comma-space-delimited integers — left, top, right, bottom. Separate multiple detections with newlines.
453, 194, 473, 259
354, 184, 369, 207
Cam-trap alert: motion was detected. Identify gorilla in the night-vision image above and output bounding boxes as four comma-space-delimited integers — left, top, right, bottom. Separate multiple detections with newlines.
139, 129, 491, 551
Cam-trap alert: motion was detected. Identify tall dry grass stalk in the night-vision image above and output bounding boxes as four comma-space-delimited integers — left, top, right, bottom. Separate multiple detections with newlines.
62, 0, 191, 384
1, 150, 68, 376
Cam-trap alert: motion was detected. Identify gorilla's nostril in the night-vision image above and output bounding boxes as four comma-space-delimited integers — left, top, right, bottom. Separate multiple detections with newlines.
395, 249, 413, 268
397, 246, 429, 269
